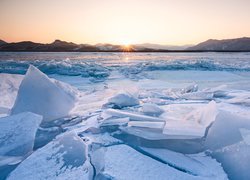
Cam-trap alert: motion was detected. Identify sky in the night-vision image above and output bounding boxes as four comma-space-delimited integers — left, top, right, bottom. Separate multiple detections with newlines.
0, 0, 250, 45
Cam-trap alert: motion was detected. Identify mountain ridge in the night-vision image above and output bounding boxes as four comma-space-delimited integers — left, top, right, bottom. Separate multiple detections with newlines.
187, 37, 250, 51
0, 37, 249, 52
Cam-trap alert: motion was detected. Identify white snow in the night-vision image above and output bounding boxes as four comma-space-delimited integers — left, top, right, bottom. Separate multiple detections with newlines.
11, 65, 77, 121
0, 112, 42, 157
8, 132, 93, 180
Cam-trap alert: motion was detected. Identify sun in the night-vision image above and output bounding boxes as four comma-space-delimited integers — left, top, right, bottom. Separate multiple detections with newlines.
118, 39, 134, 51
120, 39, 134, 46
122, 42, 130, 47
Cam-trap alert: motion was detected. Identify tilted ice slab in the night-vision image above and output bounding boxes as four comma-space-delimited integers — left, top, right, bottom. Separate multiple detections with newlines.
119, 126, 175, 140
101, 117, 130, 126
11, 65, 77, 121
140, 147, 227, 179
91, 144, 227, 180
204, 111, 250, 179
0, 73, 23, 116
8, 132, 93, 180
0, 112, 42, 157
205, 111, 250, 151
162, 101, 217, 138
104, 109, 165, 122
211, 140, 250, 180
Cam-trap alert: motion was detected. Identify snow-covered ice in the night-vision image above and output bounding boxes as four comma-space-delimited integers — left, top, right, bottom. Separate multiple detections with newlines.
91, 144, 227, 180
8, 132, 93, 180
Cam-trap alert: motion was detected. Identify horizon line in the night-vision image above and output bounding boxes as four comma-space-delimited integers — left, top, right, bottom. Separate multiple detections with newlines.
1, 36, 249, 46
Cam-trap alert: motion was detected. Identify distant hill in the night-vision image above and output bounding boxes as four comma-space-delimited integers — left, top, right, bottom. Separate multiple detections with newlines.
0, 38, 250, 52
187, 37, 250, 51
0, 39, 7, 46
0, 40, 100, 52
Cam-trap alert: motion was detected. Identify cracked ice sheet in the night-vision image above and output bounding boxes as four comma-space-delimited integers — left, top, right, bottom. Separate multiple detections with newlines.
147, 70, 250, 89
140, 147, 227, 179
8, 132, 93, 180
91, 144, 227, 180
